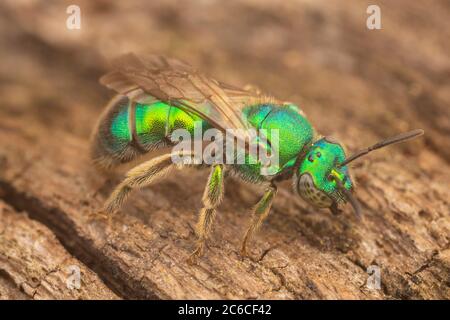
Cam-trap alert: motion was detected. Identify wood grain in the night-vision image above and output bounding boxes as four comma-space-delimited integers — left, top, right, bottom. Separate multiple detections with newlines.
0, 201, 118, 299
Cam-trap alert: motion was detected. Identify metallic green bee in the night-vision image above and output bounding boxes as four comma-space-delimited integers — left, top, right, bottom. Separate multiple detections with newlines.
91, 53, 424, 262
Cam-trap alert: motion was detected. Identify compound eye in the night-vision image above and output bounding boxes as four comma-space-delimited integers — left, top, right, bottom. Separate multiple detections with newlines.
316, 152, 321, 158
308, 154, 314, 162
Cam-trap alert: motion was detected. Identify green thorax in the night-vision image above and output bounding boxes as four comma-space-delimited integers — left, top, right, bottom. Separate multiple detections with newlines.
234, 103, 315, 181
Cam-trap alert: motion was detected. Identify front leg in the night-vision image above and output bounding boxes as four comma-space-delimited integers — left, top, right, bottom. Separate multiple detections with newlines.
188, 164, 225, 264
240, 183, 277, 257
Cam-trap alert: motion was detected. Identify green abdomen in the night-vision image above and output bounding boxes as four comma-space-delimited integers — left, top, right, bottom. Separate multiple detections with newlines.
110, 100, 210, 148
92, 95, 211, 167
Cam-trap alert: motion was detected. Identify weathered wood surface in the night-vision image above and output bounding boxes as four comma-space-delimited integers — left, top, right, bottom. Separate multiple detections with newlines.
0, 0, 449, 299
0, 201, 118, 299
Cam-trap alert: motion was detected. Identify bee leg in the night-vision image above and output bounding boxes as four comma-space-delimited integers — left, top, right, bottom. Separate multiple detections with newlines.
330, 202, 341, 216
188, 164, 225, 264
240, 184, 277, 257
102, 151, 194, 215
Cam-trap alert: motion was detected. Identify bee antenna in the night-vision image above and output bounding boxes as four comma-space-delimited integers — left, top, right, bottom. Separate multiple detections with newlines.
338, 129, 424, 167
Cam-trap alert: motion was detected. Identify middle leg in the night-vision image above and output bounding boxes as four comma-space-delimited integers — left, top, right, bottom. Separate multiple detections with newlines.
188, 164, 225, 263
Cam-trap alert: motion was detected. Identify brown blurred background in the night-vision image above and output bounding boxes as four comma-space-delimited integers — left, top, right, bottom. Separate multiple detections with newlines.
0, 0, 449, 299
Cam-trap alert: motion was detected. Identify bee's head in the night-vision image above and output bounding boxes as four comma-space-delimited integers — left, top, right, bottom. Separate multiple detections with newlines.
293, 129, 424, 218
294, 137, 353, 208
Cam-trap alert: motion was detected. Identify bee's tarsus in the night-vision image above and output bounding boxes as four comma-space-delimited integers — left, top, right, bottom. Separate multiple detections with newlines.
187, 242, 205, 265
330, 202, 341, 216
240, 185, 277, 256
87, 210, 112, 225
240, 247, 249, 259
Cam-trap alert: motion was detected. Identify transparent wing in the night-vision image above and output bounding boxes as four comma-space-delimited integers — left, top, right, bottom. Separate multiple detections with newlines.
100, 53, 277, 143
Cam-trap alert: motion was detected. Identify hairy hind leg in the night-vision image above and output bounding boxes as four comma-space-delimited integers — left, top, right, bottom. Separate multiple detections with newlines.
240, 183, 277, 257
102, 151, 194, 215
188, 164, 225, 264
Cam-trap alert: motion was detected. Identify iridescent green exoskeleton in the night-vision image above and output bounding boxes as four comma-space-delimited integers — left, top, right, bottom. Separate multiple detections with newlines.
91, 53, 424, 262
